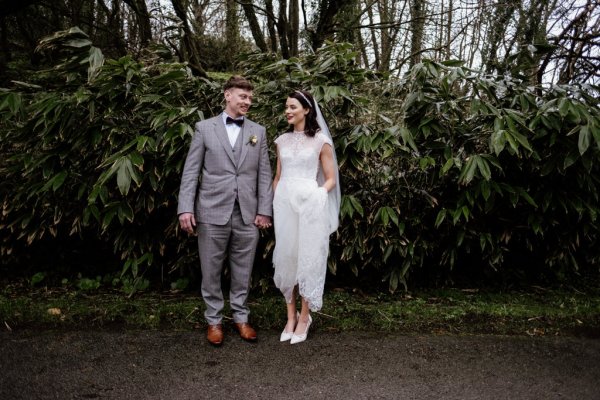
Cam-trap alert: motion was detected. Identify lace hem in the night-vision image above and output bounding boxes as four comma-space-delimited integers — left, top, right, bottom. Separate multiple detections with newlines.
273, 274, 326, 312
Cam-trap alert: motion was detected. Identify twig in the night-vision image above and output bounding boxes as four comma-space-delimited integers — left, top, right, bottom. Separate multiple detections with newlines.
568, 285, 585, 295
378, 309, 393, 322
314, 311, 335, 319
4, 321, 12, 332
185, 307, 199, 319
531, 285, 549, 292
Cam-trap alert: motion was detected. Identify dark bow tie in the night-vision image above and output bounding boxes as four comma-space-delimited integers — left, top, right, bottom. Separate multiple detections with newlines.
226, 116, 244, 127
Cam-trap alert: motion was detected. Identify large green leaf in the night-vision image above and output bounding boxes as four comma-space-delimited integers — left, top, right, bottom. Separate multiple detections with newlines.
87, 46, 105, 82
459, 156, 478, 184
578, 125, 590, 155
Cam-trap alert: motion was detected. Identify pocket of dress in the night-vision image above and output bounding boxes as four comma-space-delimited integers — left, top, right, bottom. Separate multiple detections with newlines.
304, 187, 328, 220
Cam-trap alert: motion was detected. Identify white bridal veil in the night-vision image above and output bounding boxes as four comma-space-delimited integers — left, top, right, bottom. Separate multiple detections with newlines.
313, 99, 341, 234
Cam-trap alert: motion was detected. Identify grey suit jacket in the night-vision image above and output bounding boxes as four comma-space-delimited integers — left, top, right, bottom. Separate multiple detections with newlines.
177, 114, 273, 225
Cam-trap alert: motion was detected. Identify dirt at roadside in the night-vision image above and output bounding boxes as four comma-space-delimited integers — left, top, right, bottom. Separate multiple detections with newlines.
1, 329, 599, 400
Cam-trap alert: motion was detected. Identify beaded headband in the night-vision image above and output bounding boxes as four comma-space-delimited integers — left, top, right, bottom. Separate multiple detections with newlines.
295, 91, 313, 108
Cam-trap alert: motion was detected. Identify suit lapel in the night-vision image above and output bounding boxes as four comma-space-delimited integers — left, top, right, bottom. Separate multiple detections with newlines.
214, 114, 236, 165
238, 123, 251, 168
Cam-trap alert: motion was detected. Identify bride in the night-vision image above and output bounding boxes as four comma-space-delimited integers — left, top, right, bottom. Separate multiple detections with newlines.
272, 90, 341, 344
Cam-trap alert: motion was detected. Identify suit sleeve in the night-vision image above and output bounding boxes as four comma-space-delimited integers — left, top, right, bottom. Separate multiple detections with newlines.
177, 122, 205, 215
256, 127, 274, 217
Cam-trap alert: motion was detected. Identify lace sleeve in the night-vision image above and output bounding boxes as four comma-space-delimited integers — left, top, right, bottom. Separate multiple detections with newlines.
274, 133, 287, 146
317, 132, 333, 151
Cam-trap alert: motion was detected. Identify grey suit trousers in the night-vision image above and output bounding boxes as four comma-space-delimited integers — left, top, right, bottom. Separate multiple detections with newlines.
198, 201, 259, 325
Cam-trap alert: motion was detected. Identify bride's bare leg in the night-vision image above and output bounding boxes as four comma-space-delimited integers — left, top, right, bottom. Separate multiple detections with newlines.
284, 287, 297, 333
294, 297, 311, 335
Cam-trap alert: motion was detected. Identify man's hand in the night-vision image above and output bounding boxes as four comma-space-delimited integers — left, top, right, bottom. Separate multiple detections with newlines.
254, 214, 272, 229
179, 212, 196, 234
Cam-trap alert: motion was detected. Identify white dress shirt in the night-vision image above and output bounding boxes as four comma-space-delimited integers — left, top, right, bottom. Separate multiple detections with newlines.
222, 112, 243, 148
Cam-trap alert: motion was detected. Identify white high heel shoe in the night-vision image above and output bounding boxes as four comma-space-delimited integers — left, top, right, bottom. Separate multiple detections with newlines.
290, 314, 312, 344
280, 312, 299, 342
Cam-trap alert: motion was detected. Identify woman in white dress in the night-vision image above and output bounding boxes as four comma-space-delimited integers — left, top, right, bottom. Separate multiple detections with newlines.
272, 90, 340, 344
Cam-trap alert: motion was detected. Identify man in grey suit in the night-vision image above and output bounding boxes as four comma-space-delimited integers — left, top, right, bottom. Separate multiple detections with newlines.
178, 76, 273, 346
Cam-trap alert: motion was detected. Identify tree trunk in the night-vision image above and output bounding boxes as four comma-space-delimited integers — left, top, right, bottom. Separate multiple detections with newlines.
482, 0, 519, 74
446, 0, 452, 59
309, 0, 346, 51
0, 0, 43, 17
356, 28, 370, 68
378, 0, 392, 72
122, 0, 152, 48
277, 0, 290, 58
225, 0, 240, 69
467, 0, 485, 68
109, 0, 127, 56
350, 1, 369, 67
289, 0, 299, 56
88, 0, 96, 38
171, 0, 207, 77
240, 0, 268, 52
0, 16, 9, 78
557, 1, 594, 84
265, 0, 278, 52
409, 0, 426, 68
537, 0, 591, 84
367, 4, 380, 70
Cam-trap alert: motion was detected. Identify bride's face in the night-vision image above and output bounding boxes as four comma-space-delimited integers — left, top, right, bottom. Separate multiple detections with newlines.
285, 97, 309, 128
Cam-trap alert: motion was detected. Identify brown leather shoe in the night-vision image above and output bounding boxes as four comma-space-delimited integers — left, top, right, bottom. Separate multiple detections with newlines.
207, 324, 223, 346
234, 322, 257, 342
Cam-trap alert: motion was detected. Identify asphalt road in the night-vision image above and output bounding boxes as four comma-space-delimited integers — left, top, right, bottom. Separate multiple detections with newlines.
1, 328, 599, 399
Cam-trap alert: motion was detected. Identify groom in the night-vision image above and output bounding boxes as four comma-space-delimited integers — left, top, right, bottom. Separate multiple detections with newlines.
178, 76, 273, 346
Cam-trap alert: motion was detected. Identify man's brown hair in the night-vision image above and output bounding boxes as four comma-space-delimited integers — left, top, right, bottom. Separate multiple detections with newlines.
224, 75, 254, 92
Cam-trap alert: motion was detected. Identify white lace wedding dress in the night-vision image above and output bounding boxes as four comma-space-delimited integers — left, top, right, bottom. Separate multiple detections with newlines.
273, 131, 333, 311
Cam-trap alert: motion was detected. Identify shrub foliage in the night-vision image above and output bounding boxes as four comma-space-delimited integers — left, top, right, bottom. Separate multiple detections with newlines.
1, 29, 599, 291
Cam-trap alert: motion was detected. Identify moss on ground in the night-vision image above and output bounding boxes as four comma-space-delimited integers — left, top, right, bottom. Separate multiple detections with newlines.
1, 281, 599, 337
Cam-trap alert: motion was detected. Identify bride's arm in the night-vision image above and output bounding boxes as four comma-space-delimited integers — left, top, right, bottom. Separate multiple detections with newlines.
273, 145, 282, 193
319, 144, 336, 192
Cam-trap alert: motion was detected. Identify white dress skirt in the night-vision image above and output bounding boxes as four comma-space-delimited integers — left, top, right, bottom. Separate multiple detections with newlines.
273, 131, 333, 311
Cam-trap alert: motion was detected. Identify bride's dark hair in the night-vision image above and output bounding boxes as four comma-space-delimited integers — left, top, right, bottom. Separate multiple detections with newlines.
287, 90, 319, 137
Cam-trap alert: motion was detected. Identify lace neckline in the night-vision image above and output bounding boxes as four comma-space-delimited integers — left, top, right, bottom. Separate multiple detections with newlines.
292, 130, 305, 135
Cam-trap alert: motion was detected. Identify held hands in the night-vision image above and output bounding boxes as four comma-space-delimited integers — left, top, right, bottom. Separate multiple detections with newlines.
179, 213, 271, 232
255, 214, 272, 229
179, 212, 196, 234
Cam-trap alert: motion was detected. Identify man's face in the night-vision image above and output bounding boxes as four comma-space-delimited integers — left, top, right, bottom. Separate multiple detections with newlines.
224, 88, 253, 118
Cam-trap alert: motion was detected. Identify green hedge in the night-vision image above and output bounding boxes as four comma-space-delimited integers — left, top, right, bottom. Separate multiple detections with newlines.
1, 29, 599, 292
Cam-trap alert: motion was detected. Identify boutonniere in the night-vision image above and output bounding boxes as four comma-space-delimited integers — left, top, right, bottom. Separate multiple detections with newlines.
247, 135, 258, 146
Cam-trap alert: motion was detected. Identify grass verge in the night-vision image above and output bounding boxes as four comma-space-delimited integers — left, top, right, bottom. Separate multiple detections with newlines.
1, 283, 599, 337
